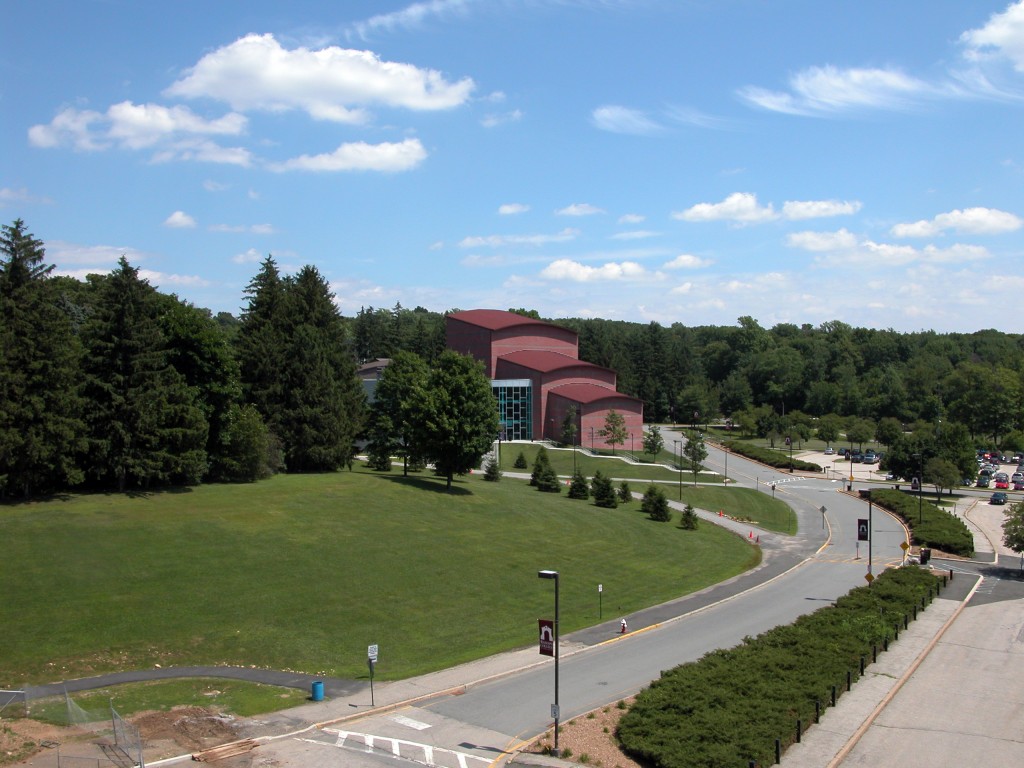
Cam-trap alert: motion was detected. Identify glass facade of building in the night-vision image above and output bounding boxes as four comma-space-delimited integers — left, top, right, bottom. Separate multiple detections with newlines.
492, 379, 532, 440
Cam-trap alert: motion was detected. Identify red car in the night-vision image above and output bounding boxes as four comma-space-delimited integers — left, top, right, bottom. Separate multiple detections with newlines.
995, 478, 1010, 489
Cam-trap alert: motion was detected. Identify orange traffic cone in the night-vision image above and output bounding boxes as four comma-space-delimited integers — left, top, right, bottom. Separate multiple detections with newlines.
748, 531, 753, 539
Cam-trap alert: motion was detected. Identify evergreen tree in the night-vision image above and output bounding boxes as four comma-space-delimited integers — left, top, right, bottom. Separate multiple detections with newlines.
80, 257, 207, 490
219, 403, 276, 481
483, 454, 501, 482
642, 484, 671, 522
535, 462, 562, 493
514, 450, 528, 469
0, 219, 85, 497
679, 503, 699, 529
617, 480, 632, 504
591, 470, 618, 508
280, 266, 365, 472
530, 446, 552, 486
236, 256, 288, 436
567, 469, 590, 499
416, 351, 500, 491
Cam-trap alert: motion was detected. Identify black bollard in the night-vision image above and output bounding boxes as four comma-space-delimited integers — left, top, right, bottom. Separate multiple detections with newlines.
860, 655, 865, 675
873, 644, 877, 663
884, 636, 889, 652
815, 700, 821, 724
847, 670, 852, 691
775, 739, 781, 764
831, 685, 837, 707
796, 719, 802, 743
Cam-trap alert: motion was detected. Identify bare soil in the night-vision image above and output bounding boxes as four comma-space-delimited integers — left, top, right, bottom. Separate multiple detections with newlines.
526, 698, 642, 768
2, 706, 251, 768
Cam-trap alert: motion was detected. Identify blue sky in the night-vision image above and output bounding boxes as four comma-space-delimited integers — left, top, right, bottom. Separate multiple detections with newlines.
4, 1, 1024, 333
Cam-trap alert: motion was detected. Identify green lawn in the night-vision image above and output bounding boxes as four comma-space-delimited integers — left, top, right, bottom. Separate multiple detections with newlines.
0, 465, 760, 688
501, 442, 722, 483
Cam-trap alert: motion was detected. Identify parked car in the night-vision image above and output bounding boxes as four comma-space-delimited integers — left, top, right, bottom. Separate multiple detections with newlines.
851, 452, 863, 463
977, 476, 991, 488
1014, 480, 1024, 491
863, 451, 877, 464
1011, 472, 1023, 483
824, 447, 835, 455
991, 492, 1009, 505
996, 479, 1010, 489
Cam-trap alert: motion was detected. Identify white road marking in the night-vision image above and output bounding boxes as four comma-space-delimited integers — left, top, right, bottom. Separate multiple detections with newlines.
392, 714, 432, 730
306, 729, 492, 768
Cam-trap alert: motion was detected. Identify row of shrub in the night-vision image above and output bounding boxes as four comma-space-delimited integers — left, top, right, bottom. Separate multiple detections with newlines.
617, 566, 942, 768
868, 488, 975, 557
722, 440, 823, 473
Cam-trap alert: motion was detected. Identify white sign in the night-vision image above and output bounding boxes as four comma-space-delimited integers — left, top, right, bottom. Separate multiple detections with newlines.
598, 584, 603, 593
551, 704, 560, 720
368, 644, 379, 662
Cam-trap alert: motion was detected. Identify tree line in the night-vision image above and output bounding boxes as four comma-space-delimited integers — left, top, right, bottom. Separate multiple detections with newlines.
0, 219, 501, 499
6, 216, 1024, 497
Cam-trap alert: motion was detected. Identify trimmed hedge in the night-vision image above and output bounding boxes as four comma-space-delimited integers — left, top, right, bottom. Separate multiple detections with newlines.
723, 440, 823, 473
617, 567, 942, 768
868, 488, 974, 557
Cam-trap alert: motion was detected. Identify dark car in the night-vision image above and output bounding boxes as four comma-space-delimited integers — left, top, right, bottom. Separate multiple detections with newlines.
991, 492, 1008, 505
977, 476, 991, 488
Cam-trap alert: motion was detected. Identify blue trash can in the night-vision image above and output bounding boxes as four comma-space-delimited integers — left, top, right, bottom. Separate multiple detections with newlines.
311, 680, 324, 701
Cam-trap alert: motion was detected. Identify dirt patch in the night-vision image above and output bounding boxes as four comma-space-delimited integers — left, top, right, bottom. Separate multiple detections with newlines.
525, 698, 642, 768
2, 706, 248, 767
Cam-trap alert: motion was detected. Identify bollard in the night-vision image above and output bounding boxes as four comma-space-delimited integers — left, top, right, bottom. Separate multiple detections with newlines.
847, 670, 852, 691
815, 700, 821, 724
884, 636, 889, 652
860, 655, 865, 675
796, 719, 802, 743
872, 644, 877, 663
949, 568, 954, 581
775, 739, 781, 764
831, 685, 837, 707
904, 614, 909, 629
894, 623, 900, 640
913, 605, 917, 620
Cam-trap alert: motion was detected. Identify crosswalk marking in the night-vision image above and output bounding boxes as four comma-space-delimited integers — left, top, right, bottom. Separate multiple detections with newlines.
300, 729, 493, 768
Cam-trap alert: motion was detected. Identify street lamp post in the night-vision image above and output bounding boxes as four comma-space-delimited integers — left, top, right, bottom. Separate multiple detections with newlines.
913, 453, 924, 524
538, 570, 560, 752
590, 426, 595, 452
630, 432, 634, 460
674, 439, 682, 500
724, 444, 729, 486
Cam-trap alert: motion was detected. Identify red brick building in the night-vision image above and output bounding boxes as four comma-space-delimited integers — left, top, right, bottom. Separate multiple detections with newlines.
446, 309, 643, 450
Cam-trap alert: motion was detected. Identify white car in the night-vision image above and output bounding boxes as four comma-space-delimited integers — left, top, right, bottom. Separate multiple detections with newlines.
824, 447, 835, 455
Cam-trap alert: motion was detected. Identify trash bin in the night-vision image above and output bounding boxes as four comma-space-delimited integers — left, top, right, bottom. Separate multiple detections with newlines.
920, 548, 931, 565
311, 680, 324, 701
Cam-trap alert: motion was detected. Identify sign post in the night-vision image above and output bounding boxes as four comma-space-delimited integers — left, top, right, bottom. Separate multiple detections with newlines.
598, 584, 603, 621
367, 644, 379, 706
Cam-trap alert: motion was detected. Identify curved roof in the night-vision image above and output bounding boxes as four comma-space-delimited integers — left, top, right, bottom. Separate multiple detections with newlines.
549, 382, 643, 405
448, 309, 565, 333
498, 350, 609, 374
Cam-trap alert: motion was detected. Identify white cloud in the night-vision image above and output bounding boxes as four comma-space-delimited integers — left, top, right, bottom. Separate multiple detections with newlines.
138, 269, 211, 288
611, 230, 659, 241
30, 102, 246, 149
350, 0, 477, 39
663, 254, 711, 269
739, 65, 934, 115
618, 213, 645, 224
591, 105, 664, 135
673, 192, 776, 223
481, 109, 522, 127
164, 211, 197, 228
782, 199, 862, 220
459, 228, 580, 248
556, 203, 605, 216
498, 203, 530, 215
210, 223, 276, 234
961, 1, 1024, 71
46, 241, 147, 267
203, 180, 229, 192
920, 243, 990, 263
268, 138, 427, 172
540, 258, 651, 282
787, 228, 859, 252
165, 33, 474, 122
891, 207, 1022, 237
232, 248, 264, 264
0, 187, 51, 206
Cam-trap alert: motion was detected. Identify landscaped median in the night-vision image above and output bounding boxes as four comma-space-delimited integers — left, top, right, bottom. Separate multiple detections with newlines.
616, 566, 945, 768
867, 488, 974, 557
722, 440, 824, 473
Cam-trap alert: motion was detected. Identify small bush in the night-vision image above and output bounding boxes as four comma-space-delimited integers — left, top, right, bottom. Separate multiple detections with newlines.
568, 470, 591, 499
483, 456, 501, 482
642, 484, 671, 522
617, 481, 632, 504
514, 450, 528, 469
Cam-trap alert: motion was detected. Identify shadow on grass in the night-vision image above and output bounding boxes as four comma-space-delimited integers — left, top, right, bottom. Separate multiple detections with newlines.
372, 473, 475, 496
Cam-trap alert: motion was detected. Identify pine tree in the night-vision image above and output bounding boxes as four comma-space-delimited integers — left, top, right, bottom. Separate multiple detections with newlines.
679, 503, 699, 529
370, 351, 430, 476
236, 256, 288, 436
0, 219, 85, 497
536, 462, 562, 493
642, 484, 671, 522
530, 446, 552, 486
483, 455, 501, 482
591, 470, 618, 508
514, 451, 528, 469
568, 469, 590, 499
80, 257, 207, 490
617, 480, 632, 504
